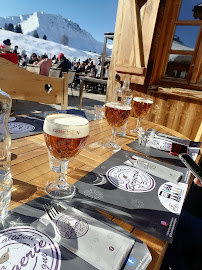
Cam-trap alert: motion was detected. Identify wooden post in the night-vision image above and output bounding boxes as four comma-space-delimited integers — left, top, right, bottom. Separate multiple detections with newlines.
61, 72, 68, 109
79, 79, 84, 109
101, 36, 107, 79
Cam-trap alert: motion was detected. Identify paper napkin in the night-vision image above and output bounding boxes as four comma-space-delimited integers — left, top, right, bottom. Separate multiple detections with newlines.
32, 205, 135, 270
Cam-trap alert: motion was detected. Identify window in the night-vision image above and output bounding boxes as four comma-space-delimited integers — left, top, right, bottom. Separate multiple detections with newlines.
150, 0, 202, 89
165, 1, 202, 84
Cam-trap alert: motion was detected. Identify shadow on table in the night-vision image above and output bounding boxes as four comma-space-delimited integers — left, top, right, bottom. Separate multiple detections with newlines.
12, 178, 38, 202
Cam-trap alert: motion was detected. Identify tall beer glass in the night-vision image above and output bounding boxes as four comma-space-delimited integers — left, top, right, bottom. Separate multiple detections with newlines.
130, 97, 153, 135
104, 102, 131, 151
43, 114, 89, 199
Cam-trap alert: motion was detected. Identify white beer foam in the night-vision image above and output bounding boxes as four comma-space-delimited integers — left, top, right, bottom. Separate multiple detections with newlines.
105, 102, 131, 111
43, 114, 89, 138
133, 97, 153, 104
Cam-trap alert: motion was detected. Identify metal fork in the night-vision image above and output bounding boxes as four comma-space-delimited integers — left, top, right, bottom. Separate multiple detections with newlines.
43, 203, 60, 220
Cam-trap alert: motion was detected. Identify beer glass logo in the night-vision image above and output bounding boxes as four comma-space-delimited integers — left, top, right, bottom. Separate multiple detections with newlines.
56, 215, 89, 239
0, 226, 61, 270
53, 128, 80, 136
106, 165, 155, 192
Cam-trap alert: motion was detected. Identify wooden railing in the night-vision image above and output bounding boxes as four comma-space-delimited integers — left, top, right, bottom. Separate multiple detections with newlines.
0, 58, 68, 109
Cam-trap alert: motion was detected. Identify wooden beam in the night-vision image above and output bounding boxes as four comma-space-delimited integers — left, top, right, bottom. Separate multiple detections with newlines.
175, 20, 202, 26
195, 121, 202, 141
189, 25, 202, 83
169, 50, 194, 55
149, 0, 182, 85
116, 65, 146, 75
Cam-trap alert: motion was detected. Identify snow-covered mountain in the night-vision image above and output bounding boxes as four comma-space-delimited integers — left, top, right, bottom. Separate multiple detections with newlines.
0, 11, 104, 53
0, 29, 100, 61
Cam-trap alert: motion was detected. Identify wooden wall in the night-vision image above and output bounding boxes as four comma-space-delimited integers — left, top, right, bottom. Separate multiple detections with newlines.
131, 89, 202, 141
106, 0, 202, 141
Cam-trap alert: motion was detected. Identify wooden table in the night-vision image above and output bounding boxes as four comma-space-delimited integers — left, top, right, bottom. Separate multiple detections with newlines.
9, 117, 196, 270
79, 76, 108, 109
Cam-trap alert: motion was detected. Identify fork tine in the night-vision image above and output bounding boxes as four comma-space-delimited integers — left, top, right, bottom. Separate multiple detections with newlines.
44, 203, 60, 220
43, 204, 54, 220
51, 202, 60, 214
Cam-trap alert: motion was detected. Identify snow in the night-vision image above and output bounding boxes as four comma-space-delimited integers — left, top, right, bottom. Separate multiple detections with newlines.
0, 29, 100, 61
0, 11, 106, 54
169, 40, 194, 63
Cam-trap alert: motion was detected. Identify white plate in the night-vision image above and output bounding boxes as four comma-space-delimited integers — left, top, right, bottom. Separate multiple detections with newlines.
0, 226, 61, 269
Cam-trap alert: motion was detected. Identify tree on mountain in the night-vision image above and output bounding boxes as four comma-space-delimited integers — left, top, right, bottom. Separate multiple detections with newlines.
61, 34, 69, 46
14, 24, 23, 34
8, 23, 14, 32
4, 23, 8, 30
33, 30, 39, 38
43, 35, 47, 40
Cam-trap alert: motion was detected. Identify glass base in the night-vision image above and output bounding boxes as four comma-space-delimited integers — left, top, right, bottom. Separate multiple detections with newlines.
103, 142, 121, 152
45, 182, 76, 200
130, 128, 138, 134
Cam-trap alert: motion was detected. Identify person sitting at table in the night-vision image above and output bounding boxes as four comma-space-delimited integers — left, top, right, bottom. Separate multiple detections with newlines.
85, 61, 96, 76
35, 54, 52, 76
19, 50, 29, 67
53, 53, 72, 77
0, 39, 18, 64
73, 63, 85, 88
13, 45, 18, 55
103, 60, 110, 78
96, 57, 102, 78
28, 53, 39, 64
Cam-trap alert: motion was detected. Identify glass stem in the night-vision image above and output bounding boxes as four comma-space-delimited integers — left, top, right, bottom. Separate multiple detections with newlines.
58, 160, 69, 188
136, 117, 141, 130
110, 127, 117, 145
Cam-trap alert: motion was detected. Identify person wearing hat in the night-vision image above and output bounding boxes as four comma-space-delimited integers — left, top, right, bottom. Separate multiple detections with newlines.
0, 39, 18, 64
53, 53, 72, 77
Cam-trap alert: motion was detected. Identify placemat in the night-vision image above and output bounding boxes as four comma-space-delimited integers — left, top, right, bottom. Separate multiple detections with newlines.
1, 196, 151, 270
73, 149, 190, 243
9, 116, 44, 140
9, 109, 95, 140
127, 129, 201, 167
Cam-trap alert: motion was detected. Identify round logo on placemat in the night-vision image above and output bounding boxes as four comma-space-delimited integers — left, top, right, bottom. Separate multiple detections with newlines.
8, 122, 35, 133
0, 226, 61, 270
56, 215, 89, 239
106, 165, 155, 192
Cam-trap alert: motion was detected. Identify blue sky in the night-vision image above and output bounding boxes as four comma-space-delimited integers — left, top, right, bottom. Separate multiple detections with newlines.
0, 0, 118, 42
176, 0, 201, 48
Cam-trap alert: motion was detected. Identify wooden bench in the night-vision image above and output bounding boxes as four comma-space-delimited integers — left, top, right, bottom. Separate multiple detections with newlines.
0, 58, 68, 109
48, 67, 62, 78
25, 64, 41, 74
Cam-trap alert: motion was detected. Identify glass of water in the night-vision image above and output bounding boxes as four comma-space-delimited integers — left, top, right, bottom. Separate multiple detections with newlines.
94, 105, 104, 120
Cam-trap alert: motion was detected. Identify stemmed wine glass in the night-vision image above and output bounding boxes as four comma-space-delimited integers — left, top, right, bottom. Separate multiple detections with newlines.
103, 101, 131, 151
43, 113, 89, 199
130, 97, 153, 136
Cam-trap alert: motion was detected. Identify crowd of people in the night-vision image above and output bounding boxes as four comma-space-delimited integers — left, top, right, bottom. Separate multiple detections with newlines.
0, 38, 110, 79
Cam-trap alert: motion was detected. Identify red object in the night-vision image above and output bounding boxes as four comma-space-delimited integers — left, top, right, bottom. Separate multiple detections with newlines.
58, 53, 64, 60
170, 143, 188, 156
0, 52, 18, 64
